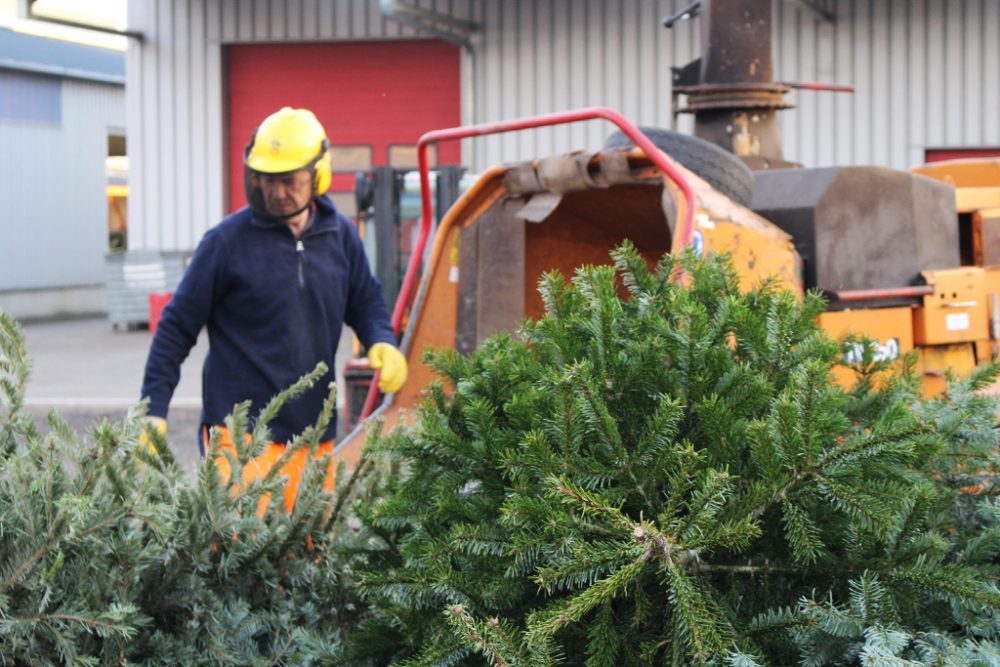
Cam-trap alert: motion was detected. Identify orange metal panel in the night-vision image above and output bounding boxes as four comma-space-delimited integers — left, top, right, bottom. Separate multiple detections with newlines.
818, 307, 914, 388
913, 158, 1000, 189
523, 185, 671, 321
701, 214, 801, 294
974, 338, 996, 364
956, 189, 1000, 213
333, 168, 507, 467
917, 343, 977, 396
913, 267, 988, 345
668, 160, 802, 295
913, 159, 1000, 214
983, 266, 1000, 296
975, 265, 1000, 361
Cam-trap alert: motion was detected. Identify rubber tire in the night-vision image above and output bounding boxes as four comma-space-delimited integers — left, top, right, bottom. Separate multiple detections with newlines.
604, 127, 754, 208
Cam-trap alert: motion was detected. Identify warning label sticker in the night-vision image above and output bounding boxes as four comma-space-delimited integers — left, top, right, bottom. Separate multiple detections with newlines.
946, 312, 970, 331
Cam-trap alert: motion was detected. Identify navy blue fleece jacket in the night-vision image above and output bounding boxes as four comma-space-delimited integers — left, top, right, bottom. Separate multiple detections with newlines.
140, 196, 395, 442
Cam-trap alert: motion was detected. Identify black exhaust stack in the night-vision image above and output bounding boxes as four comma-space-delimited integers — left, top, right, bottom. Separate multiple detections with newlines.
669, 0, 796, 169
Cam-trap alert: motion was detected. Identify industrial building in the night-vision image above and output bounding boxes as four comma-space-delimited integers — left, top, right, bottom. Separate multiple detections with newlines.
4, 1, 999, 320
0, 21, 125, 319
125, 0, 999, 259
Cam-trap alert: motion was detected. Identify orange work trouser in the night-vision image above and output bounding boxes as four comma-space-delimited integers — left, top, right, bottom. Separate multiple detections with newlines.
204, 425, 335, 515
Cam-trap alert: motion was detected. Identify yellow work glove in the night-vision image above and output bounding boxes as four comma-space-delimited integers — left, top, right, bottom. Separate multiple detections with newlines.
368, 342, 408, 393
139, 416, 167, 455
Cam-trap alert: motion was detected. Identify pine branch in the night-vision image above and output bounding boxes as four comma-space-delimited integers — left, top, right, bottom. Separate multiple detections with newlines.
663, 558, 734, 662
693, 562, 801, 576
446, 605, 524, 667
0, 467, 129, 595
338, 247, 1000, 665
549, 477, 634, 533
527, 558, 645, 644
585, 603, 619, 667
250, 362, 329, 445
748, 417, 926, 524
888, 562, 1000, 609
781, 499, 825, 564
23, 612, 136, 638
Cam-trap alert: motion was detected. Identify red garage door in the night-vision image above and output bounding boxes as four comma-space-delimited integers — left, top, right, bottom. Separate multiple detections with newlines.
226, 40, 461, 216
925, 148, 1000, 162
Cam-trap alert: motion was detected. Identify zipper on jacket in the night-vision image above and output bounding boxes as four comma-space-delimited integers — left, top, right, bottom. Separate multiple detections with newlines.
296, 239, 306, 289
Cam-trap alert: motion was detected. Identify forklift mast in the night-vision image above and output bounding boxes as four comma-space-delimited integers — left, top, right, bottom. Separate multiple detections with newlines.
343, 165, 468, 433
355, 165, 468, 310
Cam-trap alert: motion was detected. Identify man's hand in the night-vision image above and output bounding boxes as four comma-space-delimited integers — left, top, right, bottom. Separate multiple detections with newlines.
139, 416, 168, 454
368, 343, 408, 393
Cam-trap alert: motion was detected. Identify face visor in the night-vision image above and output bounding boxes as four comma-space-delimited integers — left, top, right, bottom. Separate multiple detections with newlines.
243, 141, 327, 221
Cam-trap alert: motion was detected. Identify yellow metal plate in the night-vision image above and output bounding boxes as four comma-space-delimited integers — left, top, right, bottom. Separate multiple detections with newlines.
917, 343, 977, 396
819, 307, 914, 389
914, 267, 988, 345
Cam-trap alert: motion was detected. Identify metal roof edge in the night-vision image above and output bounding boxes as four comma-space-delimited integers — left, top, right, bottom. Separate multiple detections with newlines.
0, 59, 124, 85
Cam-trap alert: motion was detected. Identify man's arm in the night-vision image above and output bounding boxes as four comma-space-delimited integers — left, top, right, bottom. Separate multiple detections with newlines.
140, 229, 227, 418
342, 216, 396, 349
340, 215, 408, 392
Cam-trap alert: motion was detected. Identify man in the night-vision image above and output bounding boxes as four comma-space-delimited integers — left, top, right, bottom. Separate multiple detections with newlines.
141, 107, 406, 510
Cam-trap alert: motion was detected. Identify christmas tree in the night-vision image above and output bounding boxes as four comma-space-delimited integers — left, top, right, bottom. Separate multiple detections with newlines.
3, 243, 999, 665
346, 243, 1000, 666
0, 311, 375, 665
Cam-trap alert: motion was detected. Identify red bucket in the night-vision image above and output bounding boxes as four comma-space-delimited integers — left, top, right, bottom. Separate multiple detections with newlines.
148, 292, 173, 335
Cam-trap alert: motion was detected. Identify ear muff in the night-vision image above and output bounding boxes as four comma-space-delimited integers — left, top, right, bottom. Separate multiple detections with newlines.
313, 138, 332, 195
243, 126, 259, 163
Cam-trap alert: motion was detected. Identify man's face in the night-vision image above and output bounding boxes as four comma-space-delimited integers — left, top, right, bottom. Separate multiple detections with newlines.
258, 169, 313, 217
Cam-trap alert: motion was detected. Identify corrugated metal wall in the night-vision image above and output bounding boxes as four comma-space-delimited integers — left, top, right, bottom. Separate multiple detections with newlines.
127, 0, 1000, 251
0, 77, 124, 290
127, 0, 428, 251
775, 0, 1000, 169
471, 0, 696, 166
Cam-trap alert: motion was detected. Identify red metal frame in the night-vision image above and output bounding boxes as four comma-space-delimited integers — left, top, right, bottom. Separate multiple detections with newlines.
360, 107, 698, 420
783, 81, 855, 94
831, 286, 933, 302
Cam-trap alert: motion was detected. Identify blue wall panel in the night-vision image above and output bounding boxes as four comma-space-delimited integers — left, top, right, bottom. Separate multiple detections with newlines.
0, 68, 61, 124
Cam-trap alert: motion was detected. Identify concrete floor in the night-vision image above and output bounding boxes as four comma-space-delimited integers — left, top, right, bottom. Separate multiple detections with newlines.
17, 317, 355, 477
19, 317, 207, 474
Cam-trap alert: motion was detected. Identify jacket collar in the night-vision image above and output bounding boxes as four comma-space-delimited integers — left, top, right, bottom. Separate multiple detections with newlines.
249, 196, 342, 235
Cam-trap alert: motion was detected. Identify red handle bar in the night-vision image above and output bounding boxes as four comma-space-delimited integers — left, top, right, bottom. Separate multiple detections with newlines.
830, 286, 933, 302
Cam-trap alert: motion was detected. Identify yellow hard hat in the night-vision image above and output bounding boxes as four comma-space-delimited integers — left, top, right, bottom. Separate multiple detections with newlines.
244, 107, 332, 195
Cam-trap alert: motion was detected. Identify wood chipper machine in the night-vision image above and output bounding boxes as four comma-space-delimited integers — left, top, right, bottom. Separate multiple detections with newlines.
334, 0, 1000, 466
334, 107, 801, 467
